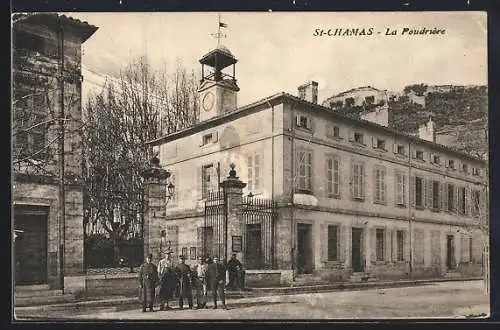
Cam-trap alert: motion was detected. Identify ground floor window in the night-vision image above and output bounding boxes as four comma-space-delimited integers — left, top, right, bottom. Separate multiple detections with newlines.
376, 228, 385, 261
327, 225, 338, 261
396, 230, 404, 261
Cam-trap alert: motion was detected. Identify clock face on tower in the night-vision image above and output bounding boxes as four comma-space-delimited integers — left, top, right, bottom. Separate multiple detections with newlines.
202, 92, 215, 112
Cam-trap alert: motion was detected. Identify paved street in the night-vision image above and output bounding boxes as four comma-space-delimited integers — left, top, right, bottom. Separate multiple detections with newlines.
15, 280, 489, 320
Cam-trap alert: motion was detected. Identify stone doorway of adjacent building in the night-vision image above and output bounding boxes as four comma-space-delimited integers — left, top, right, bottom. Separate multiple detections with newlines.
351, 227, 364, 273
14, 207, 49, 286
297, 223, 313, 274
245, 223, 262, 269
446, 234, 455, 270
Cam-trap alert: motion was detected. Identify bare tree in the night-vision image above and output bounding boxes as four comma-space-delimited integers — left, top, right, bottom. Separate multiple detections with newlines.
82, 56, 199, 263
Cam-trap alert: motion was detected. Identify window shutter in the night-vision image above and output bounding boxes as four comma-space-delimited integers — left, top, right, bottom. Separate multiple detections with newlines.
404, 230, 410, 261
348, 128, 354, 142
426, 179, 433, 209
383, 169, 387, 203
361, 163, 366, 198
455, 186, 460, 214
392, 229, 398, 262
445, 160, 449, 168
465, 188, 471, 216
349, 159, 354, 198
320, 224, 328, 262
197, 166, 203, 200
385, 227, 391, 262
411, 149, 417, 159
325, 158, 329, 196
373, 167, 378, 202
370, 228, 376, 262
337, 158, 342, 198
213, 131, 219, 142
394, 170, 398, 205
372, 136, 377, 148
393, 143, 398, 154
309, 117, 315, 131
295, 115, 300, 128
308, 151, 314, 193
410, 175, 415, 207
339, 225, 345, 262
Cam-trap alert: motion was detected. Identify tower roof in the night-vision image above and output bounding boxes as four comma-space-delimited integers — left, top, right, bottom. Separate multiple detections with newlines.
199, 44, 237, 68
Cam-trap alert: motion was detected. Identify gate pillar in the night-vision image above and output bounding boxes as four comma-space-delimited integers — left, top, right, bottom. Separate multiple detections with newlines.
142, 157, 169, 263
220, 163, 246, 264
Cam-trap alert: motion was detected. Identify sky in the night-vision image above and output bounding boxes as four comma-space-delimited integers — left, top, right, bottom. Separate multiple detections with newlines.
69, 11, 488, 106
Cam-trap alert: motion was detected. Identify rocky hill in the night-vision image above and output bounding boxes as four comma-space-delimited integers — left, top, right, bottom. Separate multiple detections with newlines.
323, 84, 488, 159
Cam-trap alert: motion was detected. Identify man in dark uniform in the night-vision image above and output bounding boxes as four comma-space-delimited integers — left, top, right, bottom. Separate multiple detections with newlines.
157, 249, 176, 310
227, 253, 244, 290
211, 256, 228, 309
174, 255, 193, 310
138, 253, 159, 312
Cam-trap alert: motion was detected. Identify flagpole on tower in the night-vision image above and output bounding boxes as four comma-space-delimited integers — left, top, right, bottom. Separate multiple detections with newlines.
217, 14, 221, 45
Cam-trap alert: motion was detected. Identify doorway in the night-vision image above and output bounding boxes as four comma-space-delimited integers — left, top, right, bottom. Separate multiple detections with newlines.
297, 223, 313, 274
245, 224, 262, 269
351, 228, 364, 272
446, 235, 455, 270
14, 211, 48, 285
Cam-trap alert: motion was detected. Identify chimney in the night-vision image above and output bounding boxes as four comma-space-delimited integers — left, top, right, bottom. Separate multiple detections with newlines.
418, 116, 436, 143
298, 81, 318, 104
360, 103, 389, 127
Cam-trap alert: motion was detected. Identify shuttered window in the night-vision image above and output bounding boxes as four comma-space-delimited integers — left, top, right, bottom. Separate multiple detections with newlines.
352, 162, 365, 199
297, 150, 313, 192
395, 171, 406, 206
376, 228, 385, 261
432, 181, 440, 210
415, 177, 424, 207
374, 167, 386, 203
396, 230, 404, 261
326, 157, 340, 197
448, 184, 455, 212
247, 154, 261, 191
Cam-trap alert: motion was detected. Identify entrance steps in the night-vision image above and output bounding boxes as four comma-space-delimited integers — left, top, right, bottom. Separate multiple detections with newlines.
444, 271, 463, 279
14, 285, 75, 307
293, 274, 327, 286
349, 272, 378, 283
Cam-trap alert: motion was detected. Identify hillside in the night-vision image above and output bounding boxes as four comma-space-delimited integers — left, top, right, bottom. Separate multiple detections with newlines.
324, 85, 488, 159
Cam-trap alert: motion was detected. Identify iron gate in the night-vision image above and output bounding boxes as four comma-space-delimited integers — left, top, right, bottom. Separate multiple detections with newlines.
202, 191, 226, 260
241, 197, 277, 269
203, 191, 277, 269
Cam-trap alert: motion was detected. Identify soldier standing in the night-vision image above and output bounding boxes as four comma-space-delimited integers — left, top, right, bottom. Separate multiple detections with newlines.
211, 256, 228, 309
192, 256, 209, 309
174, 255, 193, 309
138, 253, 159, 312
157, 250, 176, 310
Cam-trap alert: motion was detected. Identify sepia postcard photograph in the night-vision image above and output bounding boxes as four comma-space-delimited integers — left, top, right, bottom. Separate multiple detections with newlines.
11, 11, 489, 321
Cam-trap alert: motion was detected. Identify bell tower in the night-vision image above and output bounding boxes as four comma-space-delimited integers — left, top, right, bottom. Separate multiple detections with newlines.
198, 19, 239, 122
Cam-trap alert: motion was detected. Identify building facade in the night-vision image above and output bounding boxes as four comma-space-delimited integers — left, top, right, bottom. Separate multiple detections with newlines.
148, 45, 487, 284
12, 14, 98, 289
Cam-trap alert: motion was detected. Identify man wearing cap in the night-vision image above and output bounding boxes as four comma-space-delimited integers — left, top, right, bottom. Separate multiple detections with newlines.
139, 253, 159, 312
174, 255, 193, 309
192, 256, 209, 309
157, 250, 175, 311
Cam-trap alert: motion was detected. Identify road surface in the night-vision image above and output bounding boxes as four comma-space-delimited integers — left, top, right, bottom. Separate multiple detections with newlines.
15, 280, 489, 320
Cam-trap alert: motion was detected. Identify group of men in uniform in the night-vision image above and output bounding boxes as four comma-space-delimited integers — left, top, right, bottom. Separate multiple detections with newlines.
138, 251, 228, 312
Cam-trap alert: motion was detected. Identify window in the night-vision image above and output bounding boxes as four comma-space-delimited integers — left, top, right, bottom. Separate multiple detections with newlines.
472, 190, 480, 215
247, 154, 261, 191
354, 132, 364, 144
351, 162, 365, 199
415, 177, 424, 207
459, 187, 466, 214
447, 159, 455, 170
14, 110, 47, 160
376, 228, 385, 261
472, 167, 481, 177
433, 155, 440, 165
326, 157, 340, 197
333, 126, 340, 137
181, 247, 188, 258
327, 124, 341, 139
432, 181, 440, 210
447, 184, 455, 212
327, 225, 338, 261
396, 172, 406, 206
297, 150, 313, 192
397, 145, 405, 155
374, 167, 386, 203
396, 231, 405, 261
296, 115, 311, 129
202, 133, 213, 145
469, 237, 473, 262
462, 163, 469, 173
190, 247, 197, 260
416, 150, 424, 161
202, 164, 214, 198
376, 139, 386, 150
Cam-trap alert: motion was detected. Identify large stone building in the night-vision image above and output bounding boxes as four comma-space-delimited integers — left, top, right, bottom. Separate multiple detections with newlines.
12, 14, 98, 289
148, 44, 487, 284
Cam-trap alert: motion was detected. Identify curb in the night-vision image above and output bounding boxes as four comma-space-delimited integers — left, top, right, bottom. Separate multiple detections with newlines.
14, 277, 482, 314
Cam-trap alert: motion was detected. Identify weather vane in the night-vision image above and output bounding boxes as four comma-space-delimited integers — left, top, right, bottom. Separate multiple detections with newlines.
210, 14, 228, 45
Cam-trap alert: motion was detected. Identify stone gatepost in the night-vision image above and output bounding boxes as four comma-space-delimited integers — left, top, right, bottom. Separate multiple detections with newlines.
220, 164, 246, 264
142, 157, 169, 263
